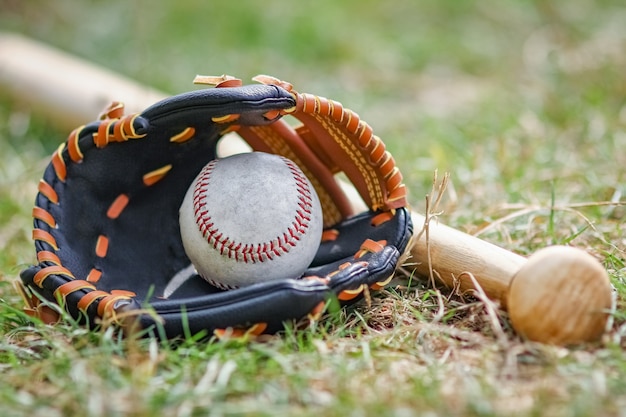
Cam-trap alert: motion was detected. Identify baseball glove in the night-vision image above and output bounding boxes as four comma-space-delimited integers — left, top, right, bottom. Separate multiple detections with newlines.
18, 74, 414, 340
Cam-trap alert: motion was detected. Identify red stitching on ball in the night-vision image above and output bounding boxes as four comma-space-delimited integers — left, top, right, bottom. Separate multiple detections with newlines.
204, 276, 239, 291
193, 156, 315, 264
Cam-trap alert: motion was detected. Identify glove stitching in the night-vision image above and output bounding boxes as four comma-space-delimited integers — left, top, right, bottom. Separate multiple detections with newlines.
311, 112, 381, 207
142, 164, 173, 186
169, 127, 196, 143
296, 92, 407, 211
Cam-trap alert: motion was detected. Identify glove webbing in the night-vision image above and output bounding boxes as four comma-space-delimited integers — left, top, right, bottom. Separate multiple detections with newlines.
196, 74, 408, 228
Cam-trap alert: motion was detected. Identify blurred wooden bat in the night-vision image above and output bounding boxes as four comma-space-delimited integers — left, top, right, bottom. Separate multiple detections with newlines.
1, 32, 612, 345
0, 32, 166, 129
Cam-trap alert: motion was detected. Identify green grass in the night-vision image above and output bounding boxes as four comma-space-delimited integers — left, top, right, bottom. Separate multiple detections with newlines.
2, 0, 626, 416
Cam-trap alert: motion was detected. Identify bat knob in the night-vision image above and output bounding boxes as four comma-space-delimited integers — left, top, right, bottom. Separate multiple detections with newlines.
506, 246, 613, 345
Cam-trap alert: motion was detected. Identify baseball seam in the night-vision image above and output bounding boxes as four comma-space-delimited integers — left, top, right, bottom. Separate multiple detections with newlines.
192, 156, 314, 264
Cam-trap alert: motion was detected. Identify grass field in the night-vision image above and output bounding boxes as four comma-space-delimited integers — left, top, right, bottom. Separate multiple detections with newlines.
1, 1, 626, 416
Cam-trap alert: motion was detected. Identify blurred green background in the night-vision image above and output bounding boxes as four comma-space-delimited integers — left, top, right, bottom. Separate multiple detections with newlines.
1, 2, 626, 416
2, 0, 625, 210
1, 0, 625, 256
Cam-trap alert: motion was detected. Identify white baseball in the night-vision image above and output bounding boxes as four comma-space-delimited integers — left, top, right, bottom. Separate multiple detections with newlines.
179, 152, 323, 289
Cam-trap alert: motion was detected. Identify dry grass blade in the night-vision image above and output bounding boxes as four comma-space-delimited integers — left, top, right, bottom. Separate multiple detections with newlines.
414, 170, 451, 290
457, 271, 510, 346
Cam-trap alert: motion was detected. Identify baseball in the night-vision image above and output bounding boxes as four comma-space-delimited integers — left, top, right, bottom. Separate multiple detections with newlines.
179, 152, 323, 289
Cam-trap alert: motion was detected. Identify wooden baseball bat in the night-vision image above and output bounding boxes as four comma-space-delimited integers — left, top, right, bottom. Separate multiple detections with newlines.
0, 33, 166, 128
0, 32, 613, 345
408, 212, 612, 345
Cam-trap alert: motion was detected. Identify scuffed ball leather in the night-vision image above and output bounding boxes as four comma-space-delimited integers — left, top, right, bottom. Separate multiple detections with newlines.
179, 151, 324, 288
